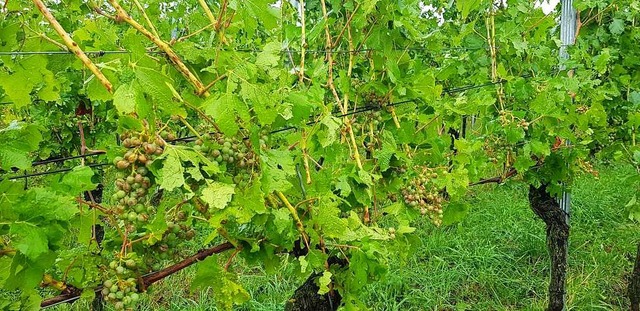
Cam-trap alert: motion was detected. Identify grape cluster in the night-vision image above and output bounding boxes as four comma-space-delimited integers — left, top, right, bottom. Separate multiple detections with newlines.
363, 92, 387, 108
352, 111, 383, 133
101, 257, 141, 310
195, 133, 258, 169
145, 221, 196, 268
401, 167, 444, 226
111, 131, 165, 229
192, 132, 263, 188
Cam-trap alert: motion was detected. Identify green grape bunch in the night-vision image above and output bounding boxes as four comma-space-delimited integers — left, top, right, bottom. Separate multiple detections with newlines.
401, 167, 445, 226
101, 255, 142, 310
111, 131, 165, 230
193, 132, 262, 188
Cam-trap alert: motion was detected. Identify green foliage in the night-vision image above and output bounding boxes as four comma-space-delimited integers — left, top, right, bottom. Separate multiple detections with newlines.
0, 0, 638, 309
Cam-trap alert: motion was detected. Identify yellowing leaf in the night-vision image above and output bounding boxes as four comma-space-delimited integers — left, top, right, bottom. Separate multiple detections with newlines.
317, 271, 333, 295
202, 182, 235, 210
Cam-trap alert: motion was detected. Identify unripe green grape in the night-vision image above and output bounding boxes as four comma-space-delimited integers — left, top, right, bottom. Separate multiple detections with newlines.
136, 167, 148, 176
134, 204, 145, 213
116, 266, 125, 274
127, 212, 138, 222
137, 213, 148, 222
125, 259, 136, 268
185, 230, 196, 240
104, 279, 114, 288
115, 190, 126, 199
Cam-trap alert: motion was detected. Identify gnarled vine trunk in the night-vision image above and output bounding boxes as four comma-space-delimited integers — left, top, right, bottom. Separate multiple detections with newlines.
528, 184, 570, 311
284, 272, 341, 311
629, 242, 640, 311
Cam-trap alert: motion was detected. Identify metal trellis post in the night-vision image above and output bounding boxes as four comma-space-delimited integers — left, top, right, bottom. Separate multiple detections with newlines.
559, 0, 576, 223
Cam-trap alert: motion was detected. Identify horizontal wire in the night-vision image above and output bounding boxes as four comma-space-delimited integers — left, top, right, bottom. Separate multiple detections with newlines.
4, 163, 109, 181
0, 74, 531, 180
32, 151, 106, 167
0, 46, 488, 57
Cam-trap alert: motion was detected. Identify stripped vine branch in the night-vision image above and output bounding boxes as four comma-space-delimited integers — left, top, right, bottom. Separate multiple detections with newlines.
32, 0, 113, 93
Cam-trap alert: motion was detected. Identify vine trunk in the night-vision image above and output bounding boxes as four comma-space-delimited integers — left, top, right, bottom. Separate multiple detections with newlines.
528, 184, 569, 311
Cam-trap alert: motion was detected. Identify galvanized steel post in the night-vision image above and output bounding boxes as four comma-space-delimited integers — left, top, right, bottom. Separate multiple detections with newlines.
559, 0, 576, 224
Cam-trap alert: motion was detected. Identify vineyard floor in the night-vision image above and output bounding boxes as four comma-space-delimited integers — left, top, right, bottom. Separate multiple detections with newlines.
48, 162, 638, 311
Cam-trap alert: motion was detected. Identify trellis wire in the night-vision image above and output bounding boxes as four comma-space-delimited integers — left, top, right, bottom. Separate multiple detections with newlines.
0, 46, 488, 57
1, 74, 532, 180
31, 151, 106, 167
4, 162, 108, 181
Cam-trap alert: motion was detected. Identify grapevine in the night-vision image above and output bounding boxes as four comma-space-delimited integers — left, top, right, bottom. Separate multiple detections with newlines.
0, 1, 638, 310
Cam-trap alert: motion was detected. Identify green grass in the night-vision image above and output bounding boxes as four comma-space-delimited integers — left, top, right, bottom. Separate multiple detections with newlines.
49, 163, 639, 310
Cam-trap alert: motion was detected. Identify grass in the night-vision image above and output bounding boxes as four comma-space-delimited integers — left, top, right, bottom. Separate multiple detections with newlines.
48, 162, 639, 310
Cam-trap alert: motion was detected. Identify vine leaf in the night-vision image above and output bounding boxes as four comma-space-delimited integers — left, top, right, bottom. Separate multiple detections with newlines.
374, 132, 397, 172
204, 93, 241, 136
317, 271, 333, 295
113, 83, 145, 115
317, 116, 341, 147
313, 201, 348, 238
0, 123, 43, 171
626, 195, 640, 222
154, 150, 184, 192
272, 208, 291, 234
609, 18, 625, 35
442, 202, 471, 225
56, 166, 97, 193
10, 223, 48, 260
260, 150, 295, 192
255, 41, 281, 71
456, 0, 483, 20
201, 182, 235, 210
191, 256, 249, 311
135, 66, 186, 117
152, 146, 219, 191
